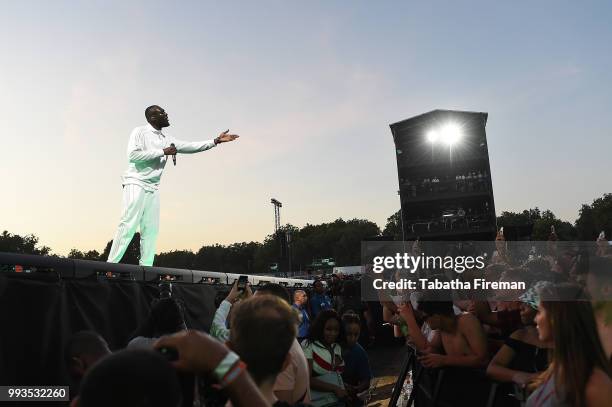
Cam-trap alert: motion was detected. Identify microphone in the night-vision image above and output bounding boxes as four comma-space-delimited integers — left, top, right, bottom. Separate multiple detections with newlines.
170, 143, 176, 166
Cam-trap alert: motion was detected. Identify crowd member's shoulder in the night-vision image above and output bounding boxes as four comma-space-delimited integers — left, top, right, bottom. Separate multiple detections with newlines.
585, 367, 612, 406
301, 339, 318, 355
509, 327, 527, 341
458, 311, 482, 327
273, 401, 311, 407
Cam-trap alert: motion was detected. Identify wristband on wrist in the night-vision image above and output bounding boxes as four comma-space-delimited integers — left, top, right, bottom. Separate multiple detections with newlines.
219, 360, 247, 388
213, 351, 244, 387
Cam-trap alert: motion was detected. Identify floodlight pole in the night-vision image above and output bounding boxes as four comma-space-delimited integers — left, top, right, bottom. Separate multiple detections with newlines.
271, 198, 282, 233
271, 198, 285, 275
286, 231, 292, 277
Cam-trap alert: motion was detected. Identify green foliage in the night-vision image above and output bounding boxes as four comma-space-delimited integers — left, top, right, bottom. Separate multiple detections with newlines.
154, 250, 196, 269
496, 208, 578, 240
532, 210, 577, 241
382, 210, 402, 240
575, 193, 612, 240
496, 208, 541, 227
495, 194, 612, 242
0, 231, 51, 255
4, 193, 611, 272
67, 249, 101, 260
289, 219, 380, 268
191, 241, 260, 274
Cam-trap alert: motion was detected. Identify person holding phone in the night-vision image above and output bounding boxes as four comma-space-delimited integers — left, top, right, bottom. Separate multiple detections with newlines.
210, 279, 252, 342
237, 275, 249, 293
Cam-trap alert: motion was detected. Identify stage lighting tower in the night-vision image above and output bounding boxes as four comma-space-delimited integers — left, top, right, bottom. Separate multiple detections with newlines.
441, 123, 462, 145
271, 198, 282, 233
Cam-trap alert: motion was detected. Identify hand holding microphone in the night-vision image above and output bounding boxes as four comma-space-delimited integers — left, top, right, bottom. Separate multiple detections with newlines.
163, 144, 177, 165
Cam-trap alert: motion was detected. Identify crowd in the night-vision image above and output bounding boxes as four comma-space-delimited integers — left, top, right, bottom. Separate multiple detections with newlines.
378, 230, 612, 406
61, 229, 611, 407
64, 273, 375, 407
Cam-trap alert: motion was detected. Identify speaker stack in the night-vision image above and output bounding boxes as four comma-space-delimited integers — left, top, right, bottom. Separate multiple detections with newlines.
390, 110, 497, 241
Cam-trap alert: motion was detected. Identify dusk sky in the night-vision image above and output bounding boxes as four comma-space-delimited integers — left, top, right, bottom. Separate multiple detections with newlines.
2, 1, 611, 256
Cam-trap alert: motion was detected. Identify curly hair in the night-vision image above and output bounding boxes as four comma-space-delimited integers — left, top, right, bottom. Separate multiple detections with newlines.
306, 309, 344, 346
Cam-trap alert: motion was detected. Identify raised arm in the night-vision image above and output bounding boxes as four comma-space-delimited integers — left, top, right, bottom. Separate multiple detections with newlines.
398, 302, 431, 352
154, 330, 269, 407
173, 129, 239, 154
172, 137, 216, 154
209, 299, 231, 342
210, 281, 248, 342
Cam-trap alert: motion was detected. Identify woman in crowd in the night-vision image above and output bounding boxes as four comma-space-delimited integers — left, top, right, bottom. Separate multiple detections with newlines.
341, 313, 372, 406
486, 283, 552, 405
526, 283, 611, 407
487, 282, 551, 386
302, 309, 347, 406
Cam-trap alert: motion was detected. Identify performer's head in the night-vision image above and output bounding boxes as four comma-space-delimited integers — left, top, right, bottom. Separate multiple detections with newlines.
145, 105, 170, 129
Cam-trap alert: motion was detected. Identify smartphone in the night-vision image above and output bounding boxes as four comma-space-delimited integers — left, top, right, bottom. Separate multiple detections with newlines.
237, 275, 248, 293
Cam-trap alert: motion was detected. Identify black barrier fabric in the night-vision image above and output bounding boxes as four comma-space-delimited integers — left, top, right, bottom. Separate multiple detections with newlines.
0, 273, 220, 389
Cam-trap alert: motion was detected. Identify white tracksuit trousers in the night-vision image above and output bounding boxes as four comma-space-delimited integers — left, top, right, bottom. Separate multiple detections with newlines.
107, 184, 160, 266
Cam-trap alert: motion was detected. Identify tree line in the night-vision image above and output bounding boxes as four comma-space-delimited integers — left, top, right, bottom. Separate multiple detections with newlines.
0, 219, 380, 274
381, 193, 612, 242
2, 193, 610, 273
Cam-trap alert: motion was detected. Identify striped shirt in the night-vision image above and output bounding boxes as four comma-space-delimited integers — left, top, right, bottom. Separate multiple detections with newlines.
302, 340, 344, 376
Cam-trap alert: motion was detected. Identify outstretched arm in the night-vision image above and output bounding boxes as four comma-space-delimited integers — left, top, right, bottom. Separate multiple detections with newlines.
173, 129, 239, 154
172, 138, 216, 154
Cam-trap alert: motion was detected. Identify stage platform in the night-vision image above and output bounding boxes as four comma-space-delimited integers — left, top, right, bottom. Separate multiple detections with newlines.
0, 252, 313, 394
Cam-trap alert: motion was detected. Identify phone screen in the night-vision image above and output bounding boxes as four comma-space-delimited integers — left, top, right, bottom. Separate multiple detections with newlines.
237, 275, 248, 292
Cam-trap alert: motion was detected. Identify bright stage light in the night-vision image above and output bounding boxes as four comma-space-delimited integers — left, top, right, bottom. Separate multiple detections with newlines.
426, 130, 439, 143
440, 123, 462, 145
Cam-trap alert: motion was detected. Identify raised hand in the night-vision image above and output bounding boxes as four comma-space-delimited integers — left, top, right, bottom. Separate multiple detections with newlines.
154, 330, 229, 374
215, 129, 239, 144
163, 145, 177, 155
226, 280, 241, 303
418, 352, 446, 368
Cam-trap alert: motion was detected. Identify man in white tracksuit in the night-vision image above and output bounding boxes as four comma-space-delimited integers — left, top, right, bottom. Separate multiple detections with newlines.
107, 105, 239, 266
